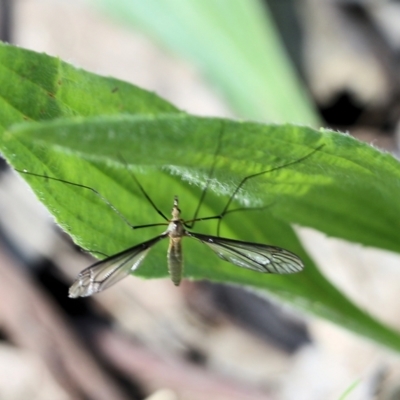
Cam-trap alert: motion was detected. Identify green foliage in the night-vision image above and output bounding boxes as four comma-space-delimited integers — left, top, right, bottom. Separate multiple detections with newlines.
0, 42, 179, 125
1, 43, 400, 352
6, 115, 400, 255
91, 0, 319, 124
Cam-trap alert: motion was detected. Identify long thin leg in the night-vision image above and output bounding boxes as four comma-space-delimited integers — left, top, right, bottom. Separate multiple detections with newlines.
16, 169, 172, 229
117, 154, 169, 222
185, 122, 225, 229
126, 169, 169, 221
133, 222, 169, 230
185, 146, 323, 233
15, 169, 139, 229
184, 205, 274, 234
215, 144, 324, 235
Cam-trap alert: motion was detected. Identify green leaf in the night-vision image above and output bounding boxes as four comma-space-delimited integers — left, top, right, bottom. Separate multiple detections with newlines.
91, 0, 319, 124
0, 41, 179, 128
338, 380, 361, 400
6, 114, 400, 254
3, 114, 400, 352
0, 42, 399, 353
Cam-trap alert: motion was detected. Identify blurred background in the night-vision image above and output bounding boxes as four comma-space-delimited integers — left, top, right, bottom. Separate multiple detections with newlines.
1, 0, 400, 399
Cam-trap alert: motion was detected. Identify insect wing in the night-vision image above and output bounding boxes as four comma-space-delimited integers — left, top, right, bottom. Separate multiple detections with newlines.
69, 234, 167, 298
187, 232, 303, 274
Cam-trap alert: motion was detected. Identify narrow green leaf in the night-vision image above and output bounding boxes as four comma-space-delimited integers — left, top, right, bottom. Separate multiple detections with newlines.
338, 380, 361, 400
91, 0, 319, 124
6, 114, 400, 254
3, 114, 400, 352
1, 43, 399, 353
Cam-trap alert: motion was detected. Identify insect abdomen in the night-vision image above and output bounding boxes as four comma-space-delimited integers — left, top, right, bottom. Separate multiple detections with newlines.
167, 238, 183, 286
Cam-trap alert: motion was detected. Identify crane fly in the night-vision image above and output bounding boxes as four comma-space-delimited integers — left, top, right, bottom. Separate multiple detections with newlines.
68, 195, 303, 298
16, 145, 322, 298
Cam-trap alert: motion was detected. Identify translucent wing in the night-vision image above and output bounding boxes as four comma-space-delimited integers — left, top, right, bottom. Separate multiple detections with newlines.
69, 234, 167, 298
186, 232, 303, 274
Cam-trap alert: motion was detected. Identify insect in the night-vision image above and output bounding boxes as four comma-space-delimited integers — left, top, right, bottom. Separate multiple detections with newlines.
16, 145, 321, 298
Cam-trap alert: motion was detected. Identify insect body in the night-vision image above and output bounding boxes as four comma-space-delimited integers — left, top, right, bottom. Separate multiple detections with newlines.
69, 196, 303, 298
167, 196, 185, 286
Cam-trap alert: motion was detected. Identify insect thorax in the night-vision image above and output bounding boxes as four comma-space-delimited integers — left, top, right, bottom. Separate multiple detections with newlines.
168, 219, 185, 238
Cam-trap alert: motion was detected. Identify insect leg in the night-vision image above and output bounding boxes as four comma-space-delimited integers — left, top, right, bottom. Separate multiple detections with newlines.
15, 169, 140, 229
117, 154, 169, 222
215, 145, 324, 235
185, 122, 225, 229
